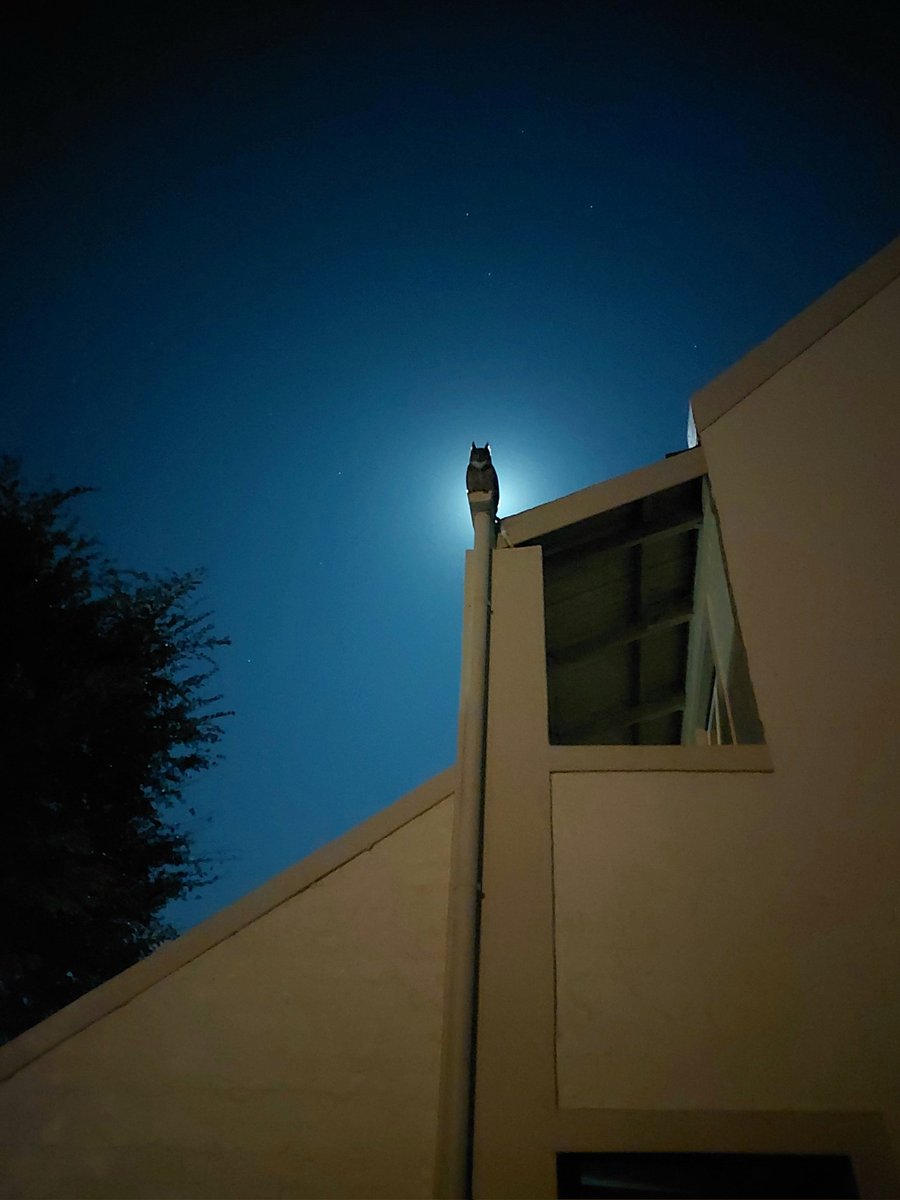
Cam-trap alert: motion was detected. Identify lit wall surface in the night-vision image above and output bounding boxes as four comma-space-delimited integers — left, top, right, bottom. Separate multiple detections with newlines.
0, 796, 453, 1199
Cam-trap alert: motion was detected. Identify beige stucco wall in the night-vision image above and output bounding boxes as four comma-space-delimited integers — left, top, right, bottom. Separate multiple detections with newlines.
695, 269, 900, 1168
474, 247, 900, 1195
549, 269, 900, 1185
554, 769, 899, 1110
0, 797, 453, 1200
697, 274, 900, 810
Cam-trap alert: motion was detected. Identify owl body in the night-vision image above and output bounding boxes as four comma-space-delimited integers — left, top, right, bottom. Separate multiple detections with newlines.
466, 442, 499, 513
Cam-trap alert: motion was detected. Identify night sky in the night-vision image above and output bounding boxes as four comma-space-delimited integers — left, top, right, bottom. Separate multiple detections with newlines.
2, 2, 897, 930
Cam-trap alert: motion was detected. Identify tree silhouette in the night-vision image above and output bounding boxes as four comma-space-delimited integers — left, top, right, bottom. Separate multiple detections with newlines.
0, 458, 231, 1042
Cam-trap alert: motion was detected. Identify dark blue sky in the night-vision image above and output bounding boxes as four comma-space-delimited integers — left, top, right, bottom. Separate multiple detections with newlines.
2, 2, 897, 928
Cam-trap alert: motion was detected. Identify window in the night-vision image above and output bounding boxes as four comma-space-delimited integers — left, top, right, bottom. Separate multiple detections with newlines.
681, 479, 763, 746
538, 476, 763, 746
557, 1151, 858, 1199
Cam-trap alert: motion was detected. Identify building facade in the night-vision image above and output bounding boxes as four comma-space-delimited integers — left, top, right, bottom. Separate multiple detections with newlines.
2, 236, 900, 1198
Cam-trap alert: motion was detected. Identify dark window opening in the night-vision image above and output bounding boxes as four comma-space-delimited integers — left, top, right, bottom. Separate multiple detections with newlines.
557, 1151, 859, 1199
537, 476, 764, 746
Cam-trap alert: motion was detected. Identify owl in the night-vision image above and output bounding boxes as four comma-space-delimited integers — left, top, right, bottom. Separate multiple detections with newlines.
466, 442, 499, 513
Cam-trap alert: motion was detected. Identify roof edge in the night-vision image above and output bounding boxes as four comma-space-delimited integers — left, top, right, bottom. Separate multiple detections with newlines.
0, 764, 457, 1082
691, 233, 900, 434
500, 446, 707, 547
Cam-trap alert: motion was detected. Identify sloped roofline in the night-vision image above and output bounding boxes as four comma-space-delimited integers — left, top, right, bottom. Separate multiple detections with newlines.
499, 234, 900, 548
691, 232, 900, 434
0, 765, 457, 1082
500, 445, 707, 547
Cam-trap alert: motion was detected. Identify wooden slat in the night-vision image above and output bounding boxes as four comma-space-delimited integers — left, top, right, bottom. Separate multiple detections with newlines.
543, 510, 702, 564
559, 689, 686, 744
548, 600, 694, 665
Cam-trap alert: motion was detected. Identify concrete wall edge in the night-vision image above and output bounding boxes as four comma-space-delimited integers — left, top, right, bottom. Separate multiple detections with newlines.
690, 234, 900, 434
0, 764, 457, 1082
501, 447, 707, 547
549, 744, 773, 773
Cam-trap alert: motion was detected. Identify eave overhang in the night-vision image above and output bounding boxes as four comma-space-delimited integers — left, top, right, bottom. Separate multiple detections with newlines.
499, 445, 706, 547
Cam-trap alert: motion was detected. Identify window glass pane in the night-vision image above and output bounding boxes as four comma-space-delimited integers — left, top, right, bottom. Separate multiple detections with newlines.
557, 1151, 858, 1199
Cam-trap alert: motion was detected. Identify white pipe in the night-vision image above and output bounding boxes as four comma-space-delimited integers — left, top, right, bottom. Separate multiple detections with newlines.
434, 493, 496, 1199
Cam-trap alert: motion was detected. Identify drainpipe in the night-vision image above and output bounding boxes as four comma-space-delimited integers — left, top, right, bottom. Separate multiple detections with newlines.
434, 485, 497, 1199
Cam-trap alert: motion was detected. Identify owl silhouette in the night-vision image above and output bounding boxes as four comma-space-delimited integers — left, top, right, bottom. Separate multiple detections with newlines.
466, 442, 499, 514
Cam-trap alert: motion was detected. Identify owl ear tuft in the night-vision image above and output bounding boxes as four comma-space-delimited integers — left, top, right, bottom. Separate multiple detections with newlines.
471, 441, 476, 450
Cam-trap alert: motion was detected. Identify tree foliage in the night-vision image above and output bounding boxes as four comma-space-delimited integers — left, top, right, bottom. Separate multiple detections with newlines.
0, 458, 230, 1042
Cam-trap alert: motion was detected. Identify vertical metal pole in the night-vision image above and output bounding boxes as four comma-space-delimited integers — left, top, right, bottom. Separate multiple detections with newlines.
434, 494, 496, 1199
